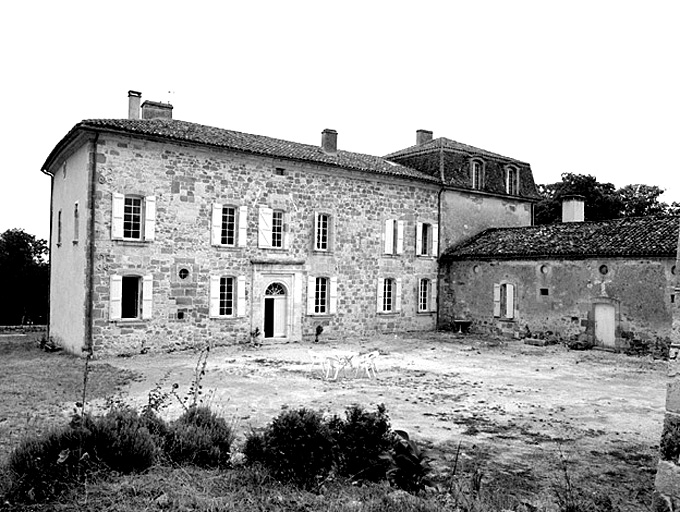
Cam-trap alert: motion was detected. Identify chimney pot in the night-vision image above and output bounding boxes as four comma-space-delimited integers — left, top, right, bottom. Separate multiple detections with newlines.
128, 90, 142, 120
416, 129, 433, 145
141, 100, 173, 120
562, 195, 585, 222
321, 129, 338, 155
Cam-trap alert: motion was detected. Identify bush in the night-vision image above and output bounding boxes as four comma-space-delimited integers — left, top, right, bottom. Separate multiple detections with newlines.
6, 407, 158, 503
248, 407, 336, 489
330, 404, 393, 482
165, 406, 234, 468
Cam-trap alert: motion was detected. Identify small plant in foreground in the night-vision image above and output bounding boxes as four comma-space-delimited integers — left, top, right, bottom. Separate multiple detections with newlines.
165, 406, 235, 468
329, 404, 393, 482
381, 430, 434, 495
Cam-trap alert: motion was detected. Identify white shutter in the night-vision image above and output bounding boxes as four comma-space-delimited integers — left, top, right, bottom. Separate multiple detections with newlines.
329, 277, 338, 314
395, 278, 402, 312
258, 207, 273, 248
493, 283, 501, 317
307, 276, 316, 315
142, 275, 153, 319
376, 279, 384, 313
111, 193, 124, 240
237, 276, 247, 317
313, 212, 320, 250
396, 221, 404, 254
110, 275, 122, 320
432, 224, 439, 257
238, 206, 248, 247
209, 276, 221, 317
144, 196, 156, 241
506, 283, 515, 319
416, 222, 423, 256
431, 279, 438, 312
384, 219, 394, 254
211, 204, 223, 245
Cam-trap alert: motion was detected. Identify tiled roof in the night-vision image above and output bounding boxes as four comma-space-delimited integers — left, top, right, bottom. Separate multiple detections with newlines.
443, 216, 680, 260
45, 119, 439, 183
384, 137, 529, 165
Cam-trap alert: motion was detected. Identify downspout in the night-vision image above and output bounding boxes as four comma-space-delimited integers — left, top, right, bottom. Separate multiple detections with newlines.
85, 132, 99, 355
436, 141, 445, 330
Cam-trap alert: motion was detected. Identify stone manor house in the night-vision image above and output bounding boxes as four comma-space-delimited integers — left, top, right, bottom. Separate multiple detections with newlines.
42, 92, 676, 356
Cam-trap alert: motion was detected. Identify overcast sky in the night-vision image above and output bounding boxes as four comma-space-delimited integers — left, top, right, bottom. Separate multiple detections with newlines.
1, 1, 678, 242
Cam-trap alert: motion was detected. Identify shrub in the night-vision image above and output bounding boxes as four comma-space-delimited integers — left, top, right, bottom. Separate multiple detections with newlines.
382, 430, 434, 495
330, 404, 394, 482
249, 407, 336, 489
165, 406, 234, 468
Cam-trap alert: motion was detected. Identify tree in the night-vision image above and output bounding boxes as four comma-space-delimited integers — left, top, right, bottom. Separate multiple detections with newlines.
0, 229, 49, 325
534, 173, 676, 224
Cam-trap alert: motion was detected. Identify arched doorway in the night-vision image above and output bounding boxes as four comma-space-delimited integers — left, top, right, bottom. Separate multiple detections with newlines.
264, 282, 287, 338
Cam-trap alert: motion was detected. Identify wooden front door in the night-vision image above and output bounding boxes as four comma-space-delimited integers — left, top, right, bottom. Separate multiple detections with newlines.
594, 303, 616, 348
264, 282, 287, 338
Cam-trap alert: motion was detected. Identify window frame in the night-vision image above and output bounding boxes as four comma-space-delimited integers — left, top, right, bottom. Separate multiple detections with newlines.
494, 282, 515, 319
505, 165, 520, 195
209, 275, 246, 318
112, 193, 155, 242
314, 212, 332, 252
383, 219, 404, 256
73, 202, 79, 244
377, 277, 402, 314
110, 274, 153, 321
307, 276, 338, 316
416, 222, 439, 257
471, 159, 485, 190
418, 278, 431, 312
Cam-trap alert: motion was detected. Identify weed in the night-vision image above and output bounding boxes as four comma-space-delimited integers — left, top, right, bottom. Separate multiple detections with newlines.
381, 430, 434, 495
171, 345, 211, 412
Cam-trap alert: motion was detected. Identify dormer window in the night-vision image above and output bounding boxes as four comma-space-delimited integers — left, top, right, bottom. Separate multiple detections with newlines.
471, 159, 484, 190
506, 166, 520, 195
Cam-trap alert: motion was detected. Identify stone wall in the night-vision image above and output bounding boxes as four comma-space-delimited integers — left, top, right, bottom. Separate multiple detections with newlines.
87, 134, 440, 355
440, 256, 675, 347
655, 221, 680, 510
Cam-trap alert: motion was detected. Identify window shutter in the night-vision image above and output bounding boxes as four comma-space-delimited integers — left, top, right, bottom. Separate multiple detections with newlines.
258, 207, 273, 247
416, 222, 423, 256
142, 275, 153, 319
209, 276, 221, 318
431, 279, 438, 312
307, 276, 316, 315
313, 212, 320, 250
211, 204, 223, 245
329, 276, 338, 314
493, 283, 501, 317
237, 276, 247, 317
238, 206, 248, 247
506, 283, 515, 319
396, 221, 404, 254
111, 193, 124, 240
395, 278, 402, 312
432, 224, 439, 256
376, 279, 384, 312
110, 275, 122, 320
384, 219, 394, 254
144, 196, 156, 241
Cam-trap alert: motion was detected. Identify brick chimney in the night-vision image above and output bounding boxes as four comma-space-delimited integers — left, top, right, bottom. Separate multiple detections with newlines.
416, 129, 433, 145
141, 100, 173, 120
128, 90, 141, 120
562, 195, 585, 222
321, 129, 338, 155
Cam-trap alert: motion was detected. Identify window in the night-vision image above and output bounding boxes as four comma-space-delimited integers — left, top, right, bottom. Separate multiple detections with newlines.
418, 278, 437, 312
274, 167, 286, 176
212, 204, 247, 247
112, 193, 156, 241
209, 275, 246, 317
315, 213, 331, 251
506, 166, 520, 195
416, 222, 439, 256
73, 202, 79, 243
540, 288, 549, 296
258, 207, 286, 249
110, 274, 153, 321
307, 276, 338, 315
383, 219, 404, 255
494, 282, 515, 319
57, 209, 62, 246
377, 277, 402, 313
471, 159, 484, 190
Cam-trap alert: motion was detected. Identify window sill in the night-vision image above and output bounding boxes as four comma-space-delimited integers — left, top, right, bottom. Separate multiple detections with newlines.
113, 240, 150, 247
416, 310, 436, 316
111, 319, 147, 325
377, 311, 400, 316
213, 245, 244, 251
312, 250, 333, 256
210, 315, 238, 320
307, 313, 334, 318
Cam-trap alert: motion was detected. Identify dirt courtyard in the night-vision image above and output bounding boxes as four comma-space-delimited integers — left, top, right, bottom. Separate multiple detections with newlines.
97, 331, 664, 508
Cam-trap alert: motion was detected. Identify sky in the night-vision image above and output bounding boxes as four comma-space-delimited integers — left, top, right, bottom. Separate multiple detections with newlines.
1, 1, 678, 242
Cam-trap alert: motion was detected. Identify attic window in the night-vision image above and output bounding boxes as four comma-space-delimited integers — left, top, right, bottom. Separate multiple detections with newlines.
274, 167, 286, 176
599, 265, 609, 275
506, 166, 519, 195
471, 159, 484, 190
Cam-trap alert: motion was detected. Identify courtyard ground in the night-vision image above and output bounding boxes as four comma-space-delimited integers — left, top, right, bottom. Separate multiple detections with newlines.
0, 331, 666, 510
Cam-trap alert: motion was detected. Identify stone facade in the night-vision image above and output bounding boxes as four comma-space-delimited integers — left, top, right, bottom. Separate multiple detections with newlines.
439, 256, 676, 347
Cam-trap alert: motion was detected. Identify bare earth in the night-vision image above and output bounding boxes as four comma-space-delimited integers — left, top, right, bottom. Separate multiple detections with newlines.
96, 331, 664, 509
